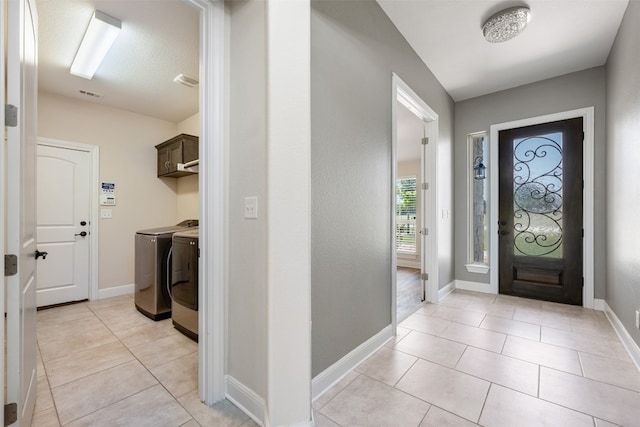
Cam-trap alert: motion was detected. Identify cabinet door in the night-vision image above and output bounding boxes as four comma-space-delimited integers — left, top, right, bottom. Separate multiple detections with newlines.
182, 138, 199, 164
168, 142, 183, 172
157, 147, 170, 176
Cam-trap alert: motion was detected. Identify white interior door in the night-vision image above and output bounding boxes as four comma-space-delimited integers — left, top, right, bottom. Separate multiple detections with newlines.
5, 0, 39, 425
36, 144, 91, 307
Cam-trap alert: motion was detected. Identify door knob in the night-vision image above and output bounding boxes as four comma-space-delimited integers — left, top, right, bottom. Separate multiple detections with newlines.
75, 231, 88, 237
35, 250, 48, 260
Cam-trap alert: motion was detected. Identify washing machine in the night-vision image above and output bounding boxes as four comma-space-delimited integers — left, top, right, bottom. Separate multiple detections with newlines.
134, 220, 198, 320
171, 228, 199, 341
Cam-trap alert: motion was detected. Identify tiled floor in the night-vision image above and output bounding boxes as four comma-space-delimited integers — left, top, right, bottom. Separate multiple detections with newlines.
33, 294, 257, 427
313, 290, 640, 427
397, 267, 423, 322
34, 290, 640, 426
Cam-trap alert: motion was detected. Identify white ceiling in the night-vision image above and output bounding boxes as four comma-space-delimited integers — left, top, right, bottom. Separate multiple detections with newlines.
37, 1, 629, 123
378, 0, 629, 101
37, 0, 199, 123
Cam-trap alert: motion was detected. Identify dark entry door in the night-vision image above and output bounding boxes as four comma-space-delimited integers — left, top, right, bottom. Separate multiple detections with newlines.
498, 117, 583, 305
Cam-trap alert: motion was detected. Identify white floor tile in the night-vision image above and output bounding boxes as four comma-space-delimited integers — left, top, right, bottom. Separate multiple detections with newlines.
393, 330, 466, 368
355, 346, 417, 386
480, 384, 593, 427
502, 335, 583, 375
480, 315, 540, 341
455, 346, 539, 396
540, 367, 640, 426
396, 359, 490, 423
439, 322, 506, 353
320, 375, 430, 427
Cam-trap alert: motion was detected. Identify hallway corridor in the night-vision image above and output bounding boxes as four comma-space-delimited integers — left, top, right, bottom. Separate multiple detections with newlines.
32, 290, 640, 426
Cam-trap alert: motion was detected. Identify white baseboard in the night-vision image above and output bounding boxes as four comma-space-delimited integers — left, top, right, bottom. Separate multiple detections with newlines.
97, 284, 134, 300
603, 301, 640, 371
312, 324, 393, 401
593, 298, 606, 311
438, 281, 455, 301
454, 280, 494, 295
225, 376, 265, 426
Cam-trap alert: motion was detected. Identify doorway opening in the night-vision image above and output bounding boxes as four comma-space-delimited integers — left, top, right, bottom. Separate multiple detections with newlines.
395, 101, 424, 321
391, 74, 439, 328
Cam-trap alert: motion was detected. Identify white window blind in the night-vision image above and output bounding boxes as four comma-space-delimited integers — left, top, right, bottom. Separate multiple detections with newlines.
396, 176, 417, 253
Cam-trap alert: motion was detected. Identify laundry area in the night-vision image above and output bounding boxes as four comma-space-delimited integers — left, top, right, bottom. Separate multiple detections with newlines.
134, 133, 201, 341
34, 0, 203, 341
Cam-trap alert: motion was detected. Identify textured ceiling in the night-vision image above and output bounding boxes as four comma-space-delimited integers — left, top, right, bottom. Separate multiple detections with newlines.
37, 0, 199, 123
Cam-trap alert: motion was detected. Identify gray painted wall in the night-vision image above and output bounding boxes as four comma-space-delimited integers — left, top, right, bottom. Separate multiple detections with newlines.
227, 0, 267, 397
606, 1, 640, 347
454, 67, 607, 300
311, 0, 454, 376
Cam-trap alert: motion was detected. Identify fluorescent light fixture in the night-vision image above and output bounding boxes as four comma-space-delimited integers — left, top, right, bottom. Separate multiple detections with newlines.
173, 73, 199, 88
70, 10, 121, 80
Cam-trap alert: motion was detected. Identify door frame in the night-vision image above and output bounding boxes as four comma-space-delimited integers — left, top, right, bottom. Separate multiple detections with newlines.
391, 74, 439, 330
186, 0, 225, 404
489, 107, 595, 308
37, 137, 100, 302
1, 3, 6, 425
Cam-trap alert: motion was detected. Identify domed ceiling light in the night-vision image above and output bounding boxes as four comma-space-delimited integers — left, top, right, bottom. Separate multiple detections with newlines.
482, 6, 531, 43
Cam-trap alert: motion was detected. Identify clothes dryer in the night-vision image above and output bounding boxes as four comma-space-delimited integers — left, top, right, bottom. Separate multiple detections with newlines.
134, 220, 198, 320
171, 228, 199, 340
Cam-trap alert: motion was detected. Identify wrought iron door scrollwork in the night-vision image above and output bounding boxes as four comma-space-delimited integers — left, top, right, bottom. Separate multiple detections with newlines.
512, 133, 563, 257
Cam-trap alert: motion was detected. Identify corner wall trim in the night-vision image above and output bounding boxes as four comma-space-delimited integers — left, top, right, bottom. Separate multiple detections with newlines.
312, 324, 393, 401
97, 284, 134, 300
603, 301, 640, 371
225, 376, 265, 426
438, 281, 455, 301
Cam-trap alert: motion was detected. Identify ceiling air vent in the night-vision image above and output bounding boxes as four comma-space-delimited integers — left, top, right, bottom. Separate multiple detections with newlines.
79, 89, 103, 99
173, 73, 199, 88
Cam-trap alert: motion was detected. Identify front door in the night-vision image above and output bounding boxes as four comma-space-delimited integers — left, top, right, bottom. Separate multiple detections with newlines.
36, 144, 91, 307
498, 117, 584, 305
4, 0, 39, 425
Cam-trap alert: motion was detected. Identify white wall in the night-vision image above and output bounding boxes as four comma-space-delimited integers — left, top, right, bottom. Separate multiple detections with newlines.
226, 0, 268, 404
38, 92, 180, 289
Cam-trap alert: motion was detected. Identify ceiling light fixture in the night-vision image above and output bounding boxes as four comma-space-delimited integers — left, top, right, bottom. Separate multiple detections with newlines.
70, 10, 121, 80
173, 74, 199, 88
482, 6, 531, 43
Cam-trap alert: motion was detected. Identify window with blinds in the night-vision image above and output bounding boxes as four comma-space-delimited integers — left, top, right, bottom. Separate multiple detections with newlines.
396, 176, 417, 253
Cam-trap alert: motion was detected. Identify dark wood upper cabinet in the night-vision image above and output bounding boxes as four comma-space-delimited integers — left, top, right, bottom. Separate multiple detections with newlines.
156, 134, 199, 177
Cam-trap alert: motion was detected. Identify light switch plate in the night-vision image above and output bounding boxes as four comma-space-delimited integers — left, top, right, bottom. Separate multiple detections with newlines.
244, 197, 258, 219
101, 209, 113, 219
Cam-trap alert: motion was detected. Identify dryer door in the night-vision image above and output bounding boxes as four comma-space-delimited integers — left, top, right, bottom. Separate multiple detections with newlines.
171, 236, 198, 310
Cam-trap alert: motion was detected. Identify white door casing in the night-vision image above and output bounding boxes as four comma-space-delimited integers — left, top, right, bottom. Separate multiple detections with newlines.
5, 0, 39, 425
36, 144, 91, 307
392, 74, 440, 331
